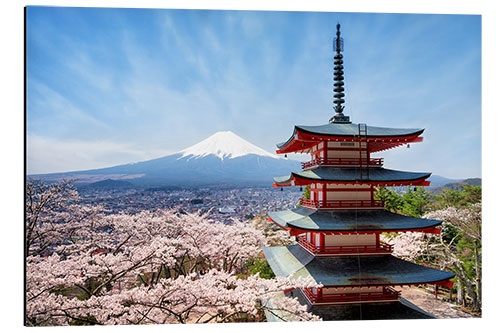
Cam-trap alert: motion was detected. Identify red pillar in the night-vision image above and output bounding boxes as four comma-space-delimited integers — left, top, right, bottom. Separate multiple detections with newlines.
322, 183, 327, 206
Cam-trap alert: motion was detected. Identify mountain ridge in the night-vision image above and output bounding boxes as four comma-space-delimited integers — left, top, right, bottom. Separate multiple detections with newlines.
428, 178, 481, 195
30, 131, 299, 187
29, 131, 479, 189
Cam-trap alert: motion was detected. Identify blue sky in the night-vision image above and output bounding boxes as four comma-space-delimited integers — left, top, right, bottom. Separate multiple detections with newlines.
26, 7, 481, 179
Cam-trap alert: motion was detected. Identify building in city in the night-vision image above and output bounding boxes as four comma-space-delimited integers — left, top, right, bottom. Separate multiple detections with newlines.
262, 24, 455, 320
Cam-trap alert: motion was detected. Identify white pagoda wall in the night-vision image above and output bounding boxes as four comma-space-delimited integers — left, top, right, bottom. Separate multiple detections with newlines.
317, 183, 372, 201
325, 141, 368, 159
325, 191, 371, 201
324, 234, 376, 247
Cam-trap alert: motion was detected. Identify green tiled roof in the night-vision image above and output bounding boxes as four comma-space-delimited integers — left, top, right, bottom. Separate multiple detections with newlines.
273, 167, 431, 184
268, 208, 442, 232
262, 244, 454, 287
277, 123, 424, 149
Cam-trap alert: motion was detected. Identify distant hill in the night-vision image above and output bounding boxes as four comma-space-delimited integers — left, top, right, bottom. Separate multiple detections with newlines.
429, 178, 481, 195
427, 175, 460, 188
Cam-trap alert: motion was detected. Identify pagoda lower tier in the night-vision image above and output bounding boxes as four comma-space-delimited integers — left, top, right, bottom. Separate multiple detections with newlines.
262, 244, 455, 306
281, 289, 436, 320
263, 288, 436, 321
268, 208, 442, 234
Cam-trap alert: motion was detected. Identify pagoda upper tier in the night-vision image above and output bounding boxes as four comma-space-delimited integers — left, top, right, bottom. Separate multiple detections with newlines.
277, 122, 424, 154
273, 167, 431, 187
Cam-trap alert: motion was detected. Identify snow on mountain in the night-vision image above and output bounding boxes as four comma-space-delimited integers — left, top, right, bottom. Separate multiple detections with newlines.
178, 131, 279, 160
31, 130, 299, 187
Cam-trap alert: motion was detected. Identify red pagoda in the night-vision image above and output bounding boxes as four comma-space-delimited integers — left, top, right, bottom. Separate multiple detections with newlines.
262, 24, 455, 320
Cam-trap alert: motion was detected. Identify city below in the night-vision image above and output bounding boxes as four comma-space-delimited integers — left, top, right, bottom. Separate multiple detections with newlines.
77, 185, 302, 224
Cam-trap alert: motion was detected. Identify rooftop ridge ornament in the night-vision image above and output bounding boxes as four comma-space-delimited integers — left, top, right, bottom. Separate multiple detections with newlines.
329, 23, 351, 124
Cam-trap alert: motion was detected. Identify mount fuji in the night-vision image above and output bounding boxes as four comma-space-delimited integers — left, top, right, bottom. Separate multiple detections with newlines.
179, 131, 279, 160
31, 131, 301, 187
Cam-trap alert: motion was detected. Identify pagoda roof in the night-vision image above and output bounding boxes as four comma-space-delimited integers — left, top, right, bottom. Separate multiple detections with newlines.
268, 208, 442, 233
276, 123, 424, 154
263, 290, 434, 321
262, 244, 455, 287
273, 167, 431, 187
281, 289, 435, 320
295, 123, 423, 139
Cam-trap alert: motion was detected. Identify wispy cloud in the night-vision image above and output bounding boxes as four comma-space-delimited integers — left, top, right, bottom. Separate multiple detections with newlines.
26, 8, 481, 178
27, 134, 174, 174
27, 79, 112, 138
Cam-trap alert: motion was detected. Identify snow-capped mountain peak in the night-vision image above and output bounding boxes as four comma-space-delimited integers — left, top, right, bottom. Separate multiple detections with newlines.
178, 131, 279, 160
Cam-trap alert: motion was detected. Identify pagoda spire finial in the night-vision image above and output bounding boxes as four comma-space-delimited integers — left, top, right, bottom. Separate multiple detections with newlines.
329, 23, 350, 123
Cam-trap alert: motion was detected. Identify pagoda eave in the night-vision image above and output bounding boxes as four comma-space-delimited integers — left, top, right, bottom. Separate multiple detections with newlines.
282, 225, 442, 237
273, 174, 431, 187
276, 127, 424, 155
268, 208, 442, 236
262, 244, 455, 288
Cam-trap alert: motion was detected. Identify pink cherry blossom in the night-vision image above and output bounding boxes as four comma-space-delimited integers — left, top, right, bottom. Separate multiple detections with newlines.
25, 181, 321, 326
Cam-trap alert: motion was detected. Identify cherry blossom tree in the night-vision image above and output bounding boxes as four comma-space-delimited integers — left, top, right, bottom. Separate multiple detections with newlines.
250, 215, 294, 247
26, 179, 81, 257
424, 203, 482, 310
381, 231, 433, 262
25, 180, 321, 326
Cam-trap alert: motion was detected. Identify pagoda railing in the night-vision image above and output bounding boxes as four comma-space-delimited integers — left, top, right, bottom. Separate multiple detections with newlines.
297, 235, 393, 255
300, 198, 385, 210
302, 287, 400, 304
301, 157, 383, 169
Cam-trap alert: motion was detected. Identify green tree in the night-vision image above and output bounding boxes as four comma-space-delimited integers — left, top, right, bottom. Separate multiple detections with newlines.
302, 185, 310, 200
374, 187, 403, 213
400, 187, 432, 217
248, 257, 275, 279
433, 184, 481, 209
375, 186, 433, 217
297, 185, 310, 208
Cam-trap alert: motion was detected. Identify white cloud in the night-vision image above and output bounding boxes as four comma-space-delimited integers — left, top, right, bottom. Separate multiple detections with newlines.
27, 134, 174, 174
25, 9, 481, 179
